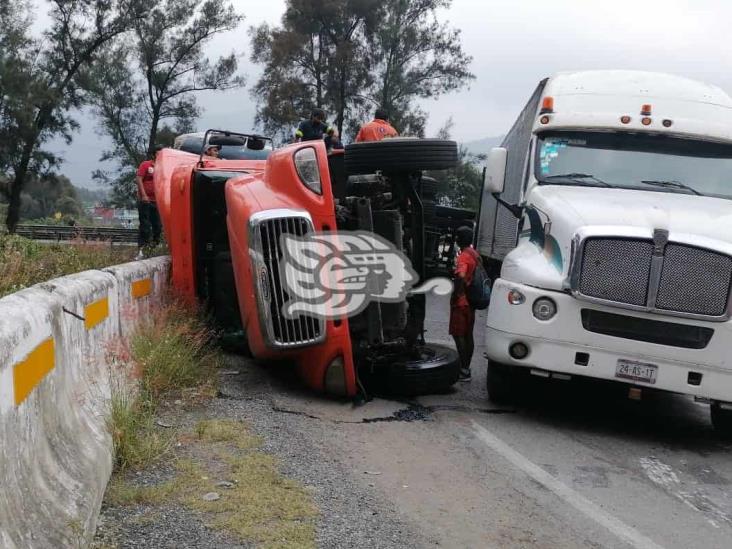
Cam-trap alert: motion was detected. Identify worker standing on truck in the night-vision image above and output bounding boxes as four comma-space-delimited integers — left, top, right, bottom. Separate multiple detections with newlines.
355, 108, 398, 142
135, 147, 162, 259
450, 226, 479, 382
295, 108, 334, 143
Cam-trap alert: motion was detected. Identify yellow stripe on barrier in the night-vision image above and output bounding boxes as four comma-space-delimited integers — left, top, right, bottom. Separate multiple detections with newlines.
131, 278, 152, 299
84, 297, 109, 330
14, 338, 55, 406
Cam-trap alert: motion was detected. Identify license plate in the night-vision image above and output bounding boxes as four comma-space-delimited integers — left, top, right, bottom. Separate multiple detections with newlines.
615, 359, 658, 384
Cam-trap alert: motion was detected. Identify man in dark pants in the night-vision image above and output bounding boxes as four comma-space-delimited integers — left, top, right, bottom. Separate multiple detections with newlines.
449, 226, 479, 381
135, 149, 161, 259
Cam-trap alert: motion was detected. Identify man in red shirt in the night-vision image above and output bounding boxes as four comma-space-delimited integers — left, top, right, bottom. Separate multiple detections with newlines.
449, 226, 479, 381
135, 148, 162, 257
355, 108, 398, 143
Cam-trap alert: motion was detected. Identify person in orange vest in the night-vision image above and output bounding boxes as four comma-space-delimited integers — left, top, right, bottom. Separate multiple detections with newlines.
355, 108, 398, 143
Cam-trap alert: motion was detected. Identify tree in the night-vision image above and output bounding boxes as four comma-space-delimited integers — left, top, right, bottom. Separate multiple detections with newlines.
1, 0, 149, 233
250, 0, 472, 141
250, 0, 379, 142
369, 0, 474, 135
428, 118, 483, 210
0, 174, 84, 221
86, 0, 245, 204
0, 0, 37, 178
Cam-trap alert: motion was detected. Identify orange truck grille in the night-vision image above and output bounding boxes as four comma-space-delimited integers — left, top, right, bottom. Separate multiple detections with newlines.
249, 210, 325, 348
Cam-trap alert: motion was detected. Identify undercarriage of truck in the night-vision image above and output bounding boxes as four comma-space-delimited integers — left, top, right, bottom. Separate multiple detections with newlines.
333, 139, 465, 395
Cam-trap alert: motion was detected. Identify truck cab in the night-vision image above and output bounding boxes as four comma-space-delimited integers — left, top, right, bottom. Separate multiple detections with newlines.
479, 70, 732, 435
155, 131, 462, 398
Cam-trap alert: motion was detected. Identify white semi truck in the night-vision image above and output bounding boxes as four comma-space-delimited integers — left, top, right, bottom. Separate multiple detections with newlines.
479, 70, 732, 435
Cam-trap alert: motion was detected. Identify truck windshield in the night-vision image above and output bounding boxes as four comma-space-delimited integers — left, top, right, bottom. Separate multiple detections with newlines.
535, 131, 732, 199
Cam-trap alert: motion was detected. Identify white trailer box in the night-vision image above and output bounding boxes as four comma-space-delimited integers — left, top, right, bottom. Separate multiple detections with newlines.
477, 78, 547, 265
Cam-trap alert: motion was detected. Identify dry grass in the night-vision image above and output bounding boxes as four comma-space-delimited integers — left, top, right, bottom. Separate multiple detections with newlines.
110, 419, 318, 549
131, 303, 222, 401
194, 419, 262, 449
108, 299, 222, 472
106, 478, 177, 507
0, 235, 136, 297
108, 386, 172, 472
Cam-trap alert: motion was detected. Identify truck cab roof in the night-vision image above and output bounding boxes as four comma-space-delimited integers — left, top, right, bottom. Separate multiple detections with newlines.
537, 70, 732, 143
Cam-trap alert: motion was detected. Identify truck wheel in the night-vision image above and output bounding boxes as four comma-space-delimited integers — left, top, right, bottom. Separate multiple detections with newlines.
710, 403, 732, 438
422, 199, 437, 224
486, 360, 517, 404
345, 139, 458, 175
420, 176, 442, 198
435, 205, 476, 221
386, 343, 460, 396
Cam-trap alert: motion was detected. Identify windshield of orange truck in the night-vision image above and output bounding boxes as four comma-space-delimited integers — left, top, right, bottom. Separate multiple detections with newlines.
178, 136, 271, 160
535, 131, 732, 198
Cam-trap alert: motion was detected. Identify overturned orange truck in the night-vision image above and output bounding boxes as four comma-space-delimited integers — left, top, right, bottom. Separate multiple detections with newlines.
155, 130, 461, 397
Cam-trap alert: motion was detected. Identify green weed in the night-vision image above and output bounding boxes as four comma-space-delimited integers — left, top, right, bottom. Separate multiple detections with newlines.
0, 235, 135, 297
108, 299, 222, 472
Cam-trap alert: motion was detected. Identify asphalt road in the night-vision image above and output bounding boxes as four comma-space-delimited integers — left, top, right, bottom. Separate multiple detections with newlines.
228, 294, 732, 549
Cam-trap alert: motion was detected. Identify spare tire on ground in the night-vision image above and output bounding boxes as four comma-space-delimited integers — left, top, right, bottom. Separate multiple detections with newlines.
345, 139, 458, 175
359, 342, 460, 396
387, 343, 460, 396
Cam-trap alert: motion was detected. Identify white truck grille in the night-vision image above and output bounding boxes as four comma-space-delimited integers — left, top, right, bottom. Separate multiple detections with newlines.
576, 237, 732, 319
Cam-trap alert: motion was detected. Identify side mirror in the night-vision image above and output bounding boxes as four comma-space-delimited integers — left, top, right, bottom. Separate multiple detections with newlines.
485, 147, 507, 194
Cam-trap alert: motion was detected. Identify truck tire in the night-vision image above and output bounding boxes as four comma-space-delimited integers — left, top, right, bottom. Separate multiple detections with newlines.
710, 403, 732, 439
422, 199, 437, 224
486, 360, 517, 404
435, 205, 476, 220
386, 343, 460, 396
345, 139, 458, 175
420, 176, 442, 198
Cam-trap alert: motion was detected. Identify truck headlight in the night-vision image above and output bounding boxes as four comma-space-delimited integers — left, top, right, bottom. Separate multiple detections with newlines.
294, 147, 322, 195
508, 289, 525, 305
532, 297, 557, 321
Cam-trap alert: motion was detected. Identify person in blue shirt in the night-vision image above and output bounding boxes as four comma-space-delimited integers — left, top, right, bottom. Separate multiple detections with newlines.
295, 108, 334, 142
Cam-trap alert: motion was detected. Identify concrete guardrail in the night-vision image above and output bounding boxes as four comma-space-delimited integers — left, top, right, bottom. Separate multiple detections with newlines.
0, 256, 170, 548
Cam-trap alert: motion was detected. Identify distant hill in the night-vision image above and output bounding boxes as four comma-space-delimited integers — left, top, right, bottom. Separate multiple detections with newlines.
461, 135, 504, 157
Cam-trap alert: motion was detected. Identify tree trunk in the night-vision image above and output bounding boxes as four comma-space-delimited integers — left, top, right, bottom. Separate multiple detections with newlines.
337, 64, 347, 136
147, 107, 161, 159
316, 32, 324, 107
6, 138, 35, 233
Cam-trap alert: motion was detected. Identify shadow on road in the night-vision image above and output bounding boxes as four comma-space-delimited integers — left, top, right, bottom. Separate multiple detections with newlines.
506, 373, 731, 454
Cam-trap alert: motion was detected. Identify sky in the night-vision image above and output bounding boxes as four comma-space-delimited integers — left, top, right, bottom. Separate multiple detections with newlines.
40, 0, 732, 188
